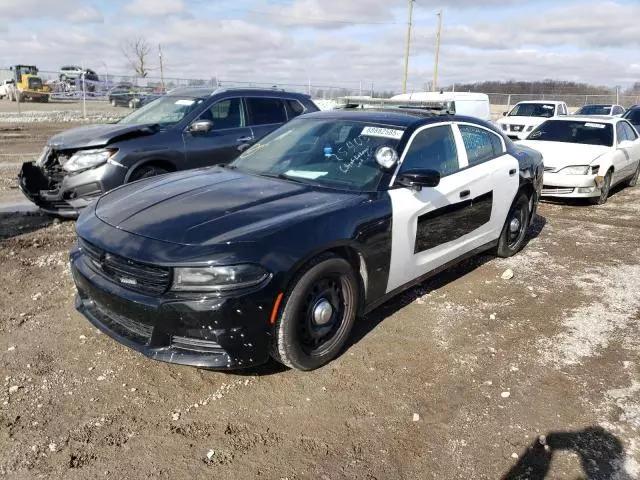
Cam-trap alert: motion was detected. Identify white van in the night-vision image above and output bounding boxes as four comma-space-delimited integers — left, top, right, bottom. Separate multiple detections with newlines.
390, 92, 491, 121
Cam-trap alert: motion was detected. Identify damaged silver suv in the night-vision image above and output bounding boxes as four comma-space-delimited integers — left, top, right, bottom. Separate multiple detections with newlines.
18, 87, 318, 217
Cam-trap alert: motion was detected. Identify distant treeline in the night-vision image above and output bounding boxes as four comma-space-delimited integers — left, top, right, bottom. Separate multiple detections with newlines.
449, 80, 618, 95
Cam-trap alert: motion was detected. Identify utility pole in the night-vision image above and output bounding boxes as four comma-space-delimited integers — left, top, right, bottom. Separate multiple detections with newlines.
402, 0, 414, 94
432, 10, 443, 92
158, 44, 165, 92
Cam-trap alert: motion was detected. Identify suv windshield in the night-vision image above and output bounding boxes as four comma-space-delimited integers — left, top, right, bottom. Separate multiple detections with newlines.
528, 120, 613, 146
231, 118, 404, 192
575, 105, 612, 115
509, 103, 556, 118
118, 96, 202, 127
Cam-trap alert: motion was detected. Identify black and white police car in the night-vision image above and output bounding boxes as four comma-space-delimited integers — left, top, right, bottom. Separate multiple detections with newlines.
70, 101, 544, 371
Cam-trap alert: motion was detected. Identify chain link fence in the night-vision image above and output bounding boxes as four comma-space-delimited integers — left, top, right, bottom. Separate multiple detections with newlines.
1, 68, 638, 123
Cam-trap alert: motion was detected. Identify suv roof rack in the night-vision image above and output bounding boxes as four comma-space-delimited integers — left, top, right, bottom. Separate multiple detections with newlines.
209, 85, 286, 95
338, 96, 456, 115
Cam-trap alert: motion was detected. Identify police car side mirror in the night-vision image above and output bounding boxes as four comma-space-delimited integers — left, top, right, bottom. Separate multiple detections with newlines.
503, 112, 508, 116
396, 169, 441, 190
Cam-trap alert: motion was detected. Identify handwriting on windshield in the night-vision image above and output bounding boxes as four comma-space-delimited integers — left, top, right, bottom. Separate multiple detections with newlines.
339, 147, 370, 174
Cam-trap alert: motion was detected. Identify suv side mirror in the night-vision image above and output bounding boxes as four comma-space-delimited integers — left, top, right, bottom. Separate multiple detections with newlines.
189, 120, 214, 134
396, 169, 441, 190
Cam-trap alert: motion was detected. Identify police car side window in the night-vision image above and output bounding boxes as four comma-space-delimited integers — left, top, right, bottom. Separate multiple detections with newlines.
400, 125, 459, 177
459, 125, 502, 167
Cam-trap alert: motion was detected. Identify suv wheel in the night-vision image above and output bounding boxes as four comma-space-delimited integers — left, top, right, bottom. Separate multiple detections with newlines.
129, 165, 169, 181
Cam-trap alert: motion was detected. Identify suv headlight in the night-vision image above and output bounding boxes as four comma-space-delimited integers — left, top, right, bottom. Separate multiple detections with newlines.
63, 148, 117, 172
557, 165, 590, 175
172, 264, 270, 292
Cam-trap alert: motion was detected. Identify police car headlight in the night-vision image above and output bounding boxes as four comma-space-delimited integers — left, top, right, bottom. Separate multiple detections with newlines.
63, 149, 117, 172
557, 165, 590, 175
172, 264, 270, 292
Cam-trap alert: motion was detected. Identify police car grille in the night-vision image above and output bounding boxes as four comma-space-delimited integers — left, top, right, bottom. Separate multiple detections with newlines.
78, 237, 171, 295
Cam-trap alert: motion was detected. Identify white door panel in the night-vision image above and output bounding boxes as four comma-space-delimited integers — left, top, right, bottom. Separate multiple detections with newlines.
386, 154, 520, 293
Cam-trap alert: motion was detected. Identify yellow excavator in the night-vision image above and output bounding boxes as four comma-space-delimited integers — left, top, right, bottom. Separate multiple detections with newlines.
1, 65, 50, 102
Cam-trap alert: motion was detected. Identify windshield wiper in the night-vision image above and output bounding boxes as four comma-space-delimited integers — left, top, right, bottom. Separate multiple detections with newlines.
260, 172, 310, 185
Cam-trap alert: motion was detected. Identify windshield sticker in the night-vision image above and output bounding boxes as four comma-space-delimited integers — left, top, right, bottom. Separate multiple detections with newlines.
584, 122, 606, 129
175, 99, 195, 106
361, 126, 404, 140
285, 170, 328, 179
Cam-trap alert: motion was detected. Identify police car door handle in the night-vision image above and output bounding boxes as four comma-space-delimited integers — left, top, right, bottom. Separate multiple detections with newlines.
509, 169, 517, 176
460, 190, 470, 199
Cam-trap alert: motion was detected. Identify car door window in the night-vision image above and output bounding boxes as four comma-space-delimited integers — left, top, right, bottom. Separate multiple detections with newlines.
621, 122, 638, 141
459, 125, 502, 167
617, 123, 629, 143
400, 125, 459, 177
246, 98, 287, 126
199, 98, 243, 130
613, 106, 624, 116
285, 99, 306, 119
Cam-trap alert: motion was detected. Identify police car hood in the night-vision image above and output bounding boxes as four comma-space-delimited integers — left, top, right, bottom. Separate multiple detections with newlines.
94, 167, 358, 246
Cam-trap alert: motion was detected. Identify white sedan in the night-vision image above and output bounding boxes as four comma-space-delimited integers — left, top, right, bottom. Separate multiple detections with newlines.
519, 116, 640, 204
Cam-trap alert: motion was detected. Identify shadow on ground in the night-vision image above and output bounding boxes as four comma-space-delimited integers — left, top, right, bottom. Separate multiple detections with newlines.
503, 426, 632, 480
0, 212, 59, 241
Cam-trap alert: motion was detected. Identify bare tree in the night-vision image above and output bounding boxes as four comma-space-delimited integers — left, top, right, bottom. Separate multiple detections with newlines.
121, 36, 151, 78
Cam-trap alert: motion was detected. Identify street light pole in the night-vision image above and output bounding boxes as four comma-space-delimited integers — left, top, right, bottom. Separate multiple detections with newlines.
432, 10, 443, 92
402, 0, 414, 94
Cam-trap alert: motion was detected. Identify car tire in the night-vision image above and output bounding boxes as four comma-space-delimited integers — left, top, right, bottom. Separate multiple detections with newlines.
129, 165, 169, 182
496, 192, 531, 258
272, 254, 359, 371
626, 162, 640, 187
589, 170, 612, 205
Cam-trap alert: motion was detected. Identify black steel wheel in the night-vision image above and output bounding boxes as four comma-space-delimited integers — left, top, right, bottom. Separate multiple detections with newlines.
272, 254, 359, 370
496, 193, 531, 258
589, 170, 612, 205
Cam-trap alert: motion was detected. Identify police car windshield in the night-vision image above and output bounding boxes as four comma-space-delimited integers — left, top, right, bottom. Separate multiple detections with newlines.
509, 103, 556, 118
118, 96, 202, 127
528, 120, 613, 146
231, 118, 404, 192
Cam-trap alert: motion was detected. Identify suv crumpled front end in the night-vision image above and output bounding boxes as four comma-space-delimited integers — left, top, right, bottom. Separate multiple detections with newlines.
18, 147, 116, 217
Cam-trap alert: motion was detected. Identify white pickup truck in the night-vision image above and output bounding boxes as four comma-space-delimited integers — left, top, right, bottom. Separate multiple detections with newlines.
0, 79, 14, 99
496, 100, 569, 140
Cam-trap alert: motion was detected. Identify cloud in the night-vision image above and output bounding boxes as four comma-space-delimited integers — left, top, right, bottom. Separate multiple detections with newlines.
125, 0, 185, 16
67, 6, 104, 24
0, 0, 91, 20
0, 0, 636, 90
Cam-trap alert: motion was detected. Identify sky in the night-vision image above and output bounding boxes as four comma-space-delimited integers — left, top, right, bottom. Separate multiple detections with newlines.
1, 0, 639, 92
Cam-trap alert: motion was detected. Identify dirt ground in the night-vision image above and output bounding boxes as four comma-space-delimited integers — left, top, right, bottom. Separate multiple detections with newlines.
1, 123, 639, 479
